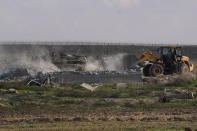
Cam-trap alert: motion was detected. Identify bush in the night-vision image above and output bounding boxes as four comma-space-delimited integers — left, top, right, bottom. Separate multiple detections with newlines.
54, 86, 92, 97
93, 87, 120, 98
0, 82, 51, 92
92, 99, 116, 107
0, 82, 26, 90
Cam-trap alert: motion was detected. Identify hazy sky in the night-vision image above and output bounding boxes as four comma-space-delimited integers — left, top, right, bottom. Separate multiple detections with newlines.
0, 0, 197, 44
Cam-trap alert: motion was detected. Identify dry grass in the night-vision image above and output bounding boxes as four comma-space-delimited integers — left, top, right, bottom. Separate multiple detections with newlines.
0, 121, 196, 131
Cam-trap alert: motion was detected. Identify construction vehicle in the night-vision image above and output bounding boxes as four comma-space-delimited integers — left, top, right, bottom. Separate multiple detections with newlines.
51, 52, 87, 71
138, 47, 194, 77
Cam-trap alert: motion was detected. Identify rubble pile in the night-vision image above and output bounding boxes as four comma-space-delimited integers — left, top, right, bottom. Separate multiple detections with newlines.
159, 88, 194, 102
80, 83, 102, 91
0, 45, 144, 85
0, 67, 142, 86
0, 66, 194, 86
51, 71, 142, 84
0, 88, 18, 94
0, 68, 29, 81
142, 73, 195, 85
0, 45, 194, 86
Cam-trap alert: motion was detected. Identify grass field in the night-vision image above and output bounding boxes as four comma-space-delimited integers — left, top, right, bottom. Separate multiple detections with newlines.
0, 78, 197, 130
0, 121, 196, 131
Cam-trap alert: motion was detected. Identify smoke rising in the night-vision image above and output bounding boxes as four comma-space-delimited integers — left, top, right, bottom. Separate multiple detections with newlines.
0, 46, 60, 76
84, 57, 104, 71
85, 53, 126, 71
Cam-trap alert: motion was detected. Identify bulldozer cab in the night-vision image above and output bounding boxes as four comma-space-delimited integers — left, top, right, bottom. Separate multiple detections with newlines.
158, 47, 182, 62
158, 47, 183, 74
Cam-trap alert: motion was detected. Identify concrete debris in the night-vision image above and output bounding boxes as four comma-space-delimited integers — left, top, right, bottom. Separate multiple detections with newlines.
116, 83, 128, 88
0, 66, 142, 85
27, 79, 42, 86
80, 83, 102, 91
165, 89, 192, 95
0, 89, 8, 94
129, 61, 149, 73
8, 89, 18, 94
26, 73, 52, 87
80, 83, 95, 91
0, 103, 6, 107
159, 88, 194, 103
51, 71, 142, 84
143, 72, 196, 84
0, 68, 29, 81
0, 89, 18, 94
143, 74, 181, 84
79, 71, 134, 75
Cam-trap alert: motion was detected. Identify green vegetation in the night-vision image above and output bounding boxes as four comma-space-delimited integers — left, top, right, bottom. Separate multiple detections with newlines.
0, 80, 197, 130
0, 121, 195, 131
0, 78, 197, 112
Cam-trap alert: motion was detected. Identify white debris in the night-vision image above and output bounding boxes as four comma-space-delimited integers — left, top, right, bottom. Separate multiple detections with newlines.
80, 83, 101, 91
0, 103, 6, 107
8, 89, 18, 94
116, 83, 128, 88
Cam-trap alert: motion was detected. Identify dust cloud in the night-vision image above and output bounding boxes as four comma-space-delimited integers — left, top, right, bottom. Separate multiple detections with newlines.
85, 54, 126, 71
0, 46, 60, 76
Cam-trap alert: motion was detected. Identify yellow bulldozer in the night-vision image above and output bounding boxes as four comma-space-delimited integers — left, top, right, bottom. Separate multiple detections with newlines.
139, 46, 194, 77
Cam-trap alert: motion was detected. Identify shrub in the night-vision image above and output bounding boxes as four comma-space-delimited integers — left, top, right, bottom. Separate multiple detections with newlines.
54, 87, 92, 97
93, 87, 120, 98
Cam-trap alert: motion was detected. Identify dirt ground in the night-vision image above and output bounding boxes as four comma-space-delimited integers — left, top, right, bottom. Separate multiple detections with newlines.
0, 108, 197, 130
0, 109, 197, 123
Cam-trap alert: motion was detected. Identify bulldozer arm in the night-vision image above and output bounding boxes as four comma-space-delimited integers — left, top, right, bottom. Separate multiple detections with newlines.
181, 56, 194, 72
190, 64, 194, 72
139, 51, 161, 64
